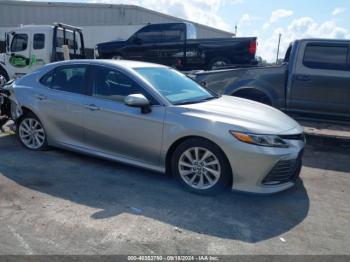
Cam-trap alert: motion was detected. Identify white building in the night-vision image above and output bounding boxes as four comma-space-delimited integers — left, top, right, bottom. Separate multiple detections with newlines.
0, 0, 234, 54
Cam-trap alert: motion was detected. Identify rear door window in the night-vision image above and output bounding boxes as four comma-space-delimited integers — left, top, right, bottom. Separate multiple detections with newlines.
33, 34, 45, 49
162, 23, 185, 42
163, 29, 184, 42
134, 25, 163, 43
51, 65, 88, 95
303, 44, 348, 71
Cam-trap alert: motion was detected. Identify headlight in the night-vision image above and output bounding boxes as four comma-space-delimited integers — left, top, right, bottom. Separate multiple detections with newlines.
230, 131, 289, 148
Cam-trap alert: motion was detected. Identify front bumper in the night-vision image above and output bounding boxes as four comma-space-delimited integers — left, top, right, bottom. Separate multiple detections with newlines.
221, 136, 305, 194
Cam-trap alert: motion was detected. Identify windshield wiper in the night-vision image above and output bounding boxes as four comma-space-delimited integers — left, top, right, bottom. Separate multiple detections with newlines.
175, 96, 218, 105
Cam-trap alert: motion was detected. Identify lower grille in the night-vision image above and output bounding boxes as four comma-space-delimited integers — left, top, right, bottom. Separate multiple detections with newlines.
262, 151, 303, 185
279, 133, 305, 141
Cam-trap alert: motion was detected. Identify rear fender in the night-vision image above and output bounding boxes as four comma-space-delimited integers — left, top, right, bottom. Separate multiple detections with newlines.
225, 79, 278, 106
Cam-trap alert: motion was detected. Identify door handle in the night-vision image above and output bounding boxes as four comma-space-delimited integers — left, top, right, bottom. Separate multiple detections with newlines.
296, 75, 311, 82
85, 104, 100, 111
35, 94, 47, 100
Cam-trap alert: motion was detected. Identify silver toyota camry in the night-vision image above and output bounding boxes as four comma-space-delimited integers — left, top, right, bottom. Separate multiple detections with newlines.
0, 60, 305, 194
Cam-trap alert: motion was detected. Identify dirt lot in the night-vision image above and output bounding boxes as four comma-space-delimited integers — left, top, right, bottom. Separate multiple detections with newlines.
0, 132, 349, 255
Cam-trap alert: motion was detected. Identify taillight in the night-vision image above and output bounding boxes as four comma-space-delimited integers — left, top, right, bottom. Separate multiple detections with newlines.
248, 40, 257, 55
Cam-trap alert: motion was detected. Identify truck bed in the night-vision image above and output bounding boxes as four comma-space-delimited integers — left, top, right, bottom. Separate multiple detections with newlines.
195, 65, 287, 107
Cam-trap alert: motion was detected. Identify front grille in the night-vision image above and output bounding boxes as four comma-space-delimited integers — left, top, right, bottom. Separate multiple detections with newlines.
262, 151, 303, 185
279, 133, 305, 141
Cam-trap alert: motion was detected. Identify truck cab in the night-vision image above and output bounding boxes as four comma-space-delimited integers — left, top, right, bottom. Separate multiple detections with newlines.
0, 23, 85, 81
195, 38, 350, 121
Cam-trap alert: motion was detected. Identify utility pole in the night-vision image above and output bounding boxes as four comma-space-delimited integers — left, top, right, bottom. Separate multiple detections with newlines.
276, 33, 281, 64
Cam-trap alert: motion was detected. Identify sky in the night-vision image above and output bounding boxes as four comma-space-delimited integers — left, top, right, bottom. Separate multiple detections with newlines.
27, 0, 350, 62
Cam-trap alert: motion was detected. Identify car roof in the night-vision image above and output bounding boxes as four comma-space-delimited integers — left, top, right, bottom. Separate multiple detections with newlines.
47, 59, 168, 69
298, 38, 350, 43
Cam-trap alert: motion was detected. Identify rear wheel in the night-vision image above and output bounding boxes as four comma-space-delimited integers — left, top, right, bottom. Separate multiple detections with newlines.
171, 138, 231, 195
17, 113, 48, 151
208, 57, 231, 70
112, 55, 123, 60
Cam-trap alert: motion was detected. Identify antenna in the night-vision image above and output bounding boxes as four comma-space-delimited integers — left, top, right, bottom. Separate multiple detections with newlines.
276, 33, 282, 64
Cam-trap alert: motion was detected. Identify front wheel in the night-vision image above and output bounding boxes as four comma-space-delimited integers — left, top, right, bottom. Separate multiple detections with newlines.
17, 113, 48, 151
171, 138, 231, 195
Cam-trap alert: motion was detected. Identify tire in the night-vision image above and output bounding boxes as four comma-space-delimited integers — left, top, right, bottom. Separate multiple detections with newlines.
0, 67, 9, 83
112, 54, 123, 60
16, 112, 48, 151
208, 57, 231, 70
171, 138, 231, 195
254, 94, 272, 105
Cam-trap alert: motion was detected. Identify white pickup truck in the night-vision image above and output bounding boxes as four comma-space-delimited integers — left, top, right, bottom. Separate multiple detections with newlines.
0, 23, 85, 81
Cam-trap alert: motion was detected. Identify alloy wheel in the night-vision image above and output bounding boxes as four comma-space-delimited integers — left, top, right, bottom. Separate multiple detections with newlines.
178, 147, 221, 190
19, 118, 46, 149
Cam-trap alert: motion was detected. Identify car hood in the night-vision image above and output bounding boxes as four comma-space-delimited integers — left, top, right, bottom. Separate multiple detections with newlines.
177, 95, 302, 134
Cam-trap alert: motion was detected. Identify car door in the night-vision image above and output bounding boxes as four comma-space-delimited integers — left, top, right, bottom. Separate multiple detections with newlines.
288, 41, 350, 117
35, 64, 91, 147
6, 31, 32, 77
82, 65, 165, 166
30, 33, 50, 72
125, 24, 163, 63
156, 24, 186, 68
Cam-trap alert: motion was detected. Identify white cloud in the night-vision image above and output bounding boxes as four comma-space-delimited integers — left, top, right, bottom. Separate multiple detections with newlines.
237, 13, 261, 28
263, 9, 294, 29
332, 7, 346, 16
89, 0, 243, 32
236, 13, 263, 36
238, 14, 252, 27
257, 16, 350, 62
270, 9, 294, 23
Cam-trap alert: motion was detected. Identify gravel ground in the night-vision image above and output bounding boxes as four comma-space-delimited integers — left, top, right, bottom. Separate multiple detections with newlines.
0, 133, 349, 255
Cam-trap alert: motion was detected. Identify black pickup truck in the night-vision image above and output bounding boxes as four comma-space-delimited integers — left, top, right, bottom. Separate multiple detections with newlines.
95, 23, 257, 70
195, 39, 350, 121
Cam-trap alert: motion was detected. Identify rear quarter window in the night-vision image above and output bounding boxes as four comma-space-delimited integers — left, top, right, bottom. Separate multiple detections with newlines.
303, 43, 349, 71
40, 71, 54, 87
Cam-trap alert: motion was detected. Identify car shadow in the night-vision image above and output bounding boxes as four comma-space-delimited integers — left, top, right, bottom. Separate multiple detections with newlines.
0, 134, 310, 243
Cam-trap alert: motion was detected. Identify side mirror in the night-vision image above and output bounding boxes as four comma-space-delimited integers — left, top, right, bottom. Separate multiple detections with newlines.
125, 94, 151, 114
133, 37, 142, 45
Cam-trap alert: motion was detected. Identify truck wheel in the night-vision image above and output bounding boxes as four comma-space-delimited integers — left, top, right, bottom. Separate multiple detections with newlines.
112, 55, 123, 60
208, 57, 231, 70
233, 90, 272, 106
0, 68, 9, 83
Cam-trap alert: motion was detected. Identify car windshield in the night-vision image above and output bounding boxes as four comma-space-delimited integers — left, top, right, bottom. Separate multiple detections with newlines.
135, 67, 216, 105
